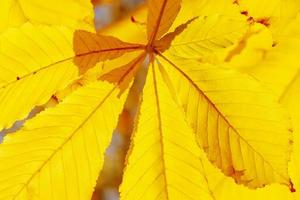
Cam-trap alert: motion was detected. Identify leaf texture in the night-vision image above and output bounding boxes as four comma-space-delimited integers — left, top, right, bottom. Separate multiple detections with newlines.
169, 15, 249, 59
120, 64, 214, 200
157, 53, 293, 188
0, 23, 79, 131
0, 81, 127, 200
100, 53, 146, 93
73, 30, 144, 73
0, 0, 94, 32
147, 0, 181, 43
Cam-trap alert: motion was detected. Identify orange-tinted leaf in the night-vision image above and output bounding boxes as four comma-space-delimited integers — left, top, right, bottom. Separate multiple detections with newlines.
100, 53, 146, 93
154, 17, 197, 52
147, 0, 181, 43
73, 30, 144, 73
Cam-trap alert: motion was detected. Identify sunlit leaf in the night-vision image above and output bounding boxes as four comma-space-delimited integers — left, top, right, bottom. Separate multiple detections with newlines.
0, 81, 127, 199
0, 0, 297, 198
0, 23, 78, 130
168, 15, 249, 59
157, 53, 293, 188
120, 63, 215, 200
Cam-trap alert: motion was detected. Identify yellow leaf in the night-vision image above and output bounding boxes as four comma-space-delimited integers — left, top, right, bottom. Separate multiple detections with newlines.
120, 63, 214, 200
156, 53, 293, 188
147, 0, 181, 43
168, 15, 249, 59
0, 81, 127, 199
0, 0, 94, 32
0, 23, 78, 131
54, 51, 146, 103
227, 14, 300, 196
1, 0, 296, 198
70, 0, 294, 192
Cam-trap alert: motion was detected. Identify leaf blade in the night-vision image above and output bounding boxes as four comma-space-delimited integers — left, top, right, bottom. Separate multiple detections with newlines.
157, 53, 293, 188
169, 15, 249, 59
0, 23, 78, 131
0, 81, 127, 199
120, 63, 214, 200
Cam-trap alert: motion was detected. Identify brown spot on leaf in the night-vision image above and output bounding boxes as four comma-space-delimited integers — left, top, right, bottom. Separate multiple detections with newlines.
256, 18, 271, 27
233, 0, 239, 5
247, 17, 255, 24
232, 169, 245, 179
130, 16, 146, 25
130, 16, 136, 23
51, 95, 59, 103
241, 11, 248, 16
